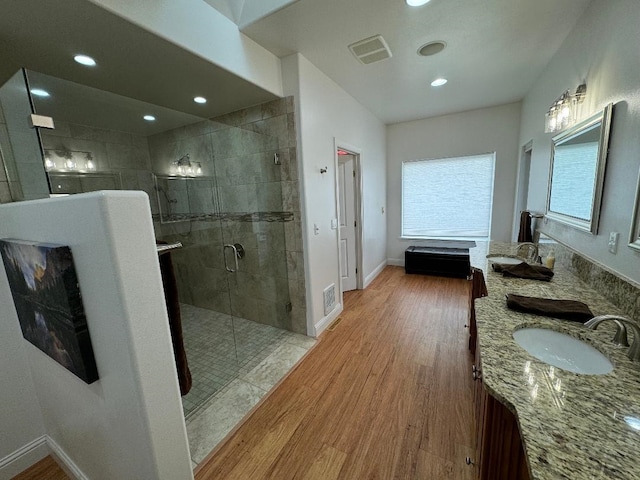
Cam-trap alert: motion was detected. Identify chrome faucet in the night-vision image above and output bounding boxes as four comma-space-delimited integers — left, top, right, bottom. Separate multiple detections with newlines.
585, 315, 640, 362
516, 242, 539, 263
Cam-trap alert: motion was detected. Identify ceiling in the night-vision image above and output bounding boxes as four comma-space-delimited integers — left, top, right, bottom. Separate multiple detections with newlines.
0, 0, 278, 128
26, 71, 205, 136
243, 0, 595, 124
0, 0, 595, 132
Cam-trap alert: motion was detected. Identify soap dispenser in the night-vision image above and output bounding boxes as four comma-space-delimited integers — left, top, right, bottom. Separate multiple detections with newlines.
545, 249, 556, 270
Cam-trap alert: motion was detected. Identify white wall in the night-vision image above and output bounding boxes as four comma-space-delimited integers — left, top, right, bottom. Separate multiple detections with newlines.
88, 0, 283, 96
282, 54, 387, 334
520, 0, 640, 283
0, 292, 46, 478
0, 191, 192, 479
386, 102, 522, 264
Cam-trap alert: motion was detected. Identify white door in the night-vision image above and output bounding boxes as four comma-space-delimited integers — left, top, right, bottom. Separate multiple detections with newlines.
338, 155, 357, 292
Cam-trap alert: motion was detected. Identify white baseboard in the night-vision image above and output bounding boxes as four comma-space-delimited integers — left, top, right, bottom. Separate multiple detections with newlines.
387, 257, 404, 267
313, 303, 343, 337
363, 260, 387, 288
48, 436, 88, 480
0, 435, 87, 480
0, 435, 48, 479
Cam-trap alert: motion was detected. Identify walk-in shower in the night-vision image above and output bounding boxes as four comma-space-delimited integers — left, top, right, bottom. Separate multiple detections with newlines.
1, 69, 306, 419
150, 113, 300, 416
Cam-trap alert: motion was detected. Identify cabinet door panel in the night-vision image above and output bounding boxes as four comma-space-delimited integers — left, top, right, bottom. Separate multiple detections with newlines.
474, 341, 531, 480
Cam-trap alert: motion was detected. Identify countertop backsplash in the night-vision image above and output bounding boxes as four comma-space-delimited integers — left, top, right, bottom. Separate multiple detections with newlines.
537, 236, 640, 322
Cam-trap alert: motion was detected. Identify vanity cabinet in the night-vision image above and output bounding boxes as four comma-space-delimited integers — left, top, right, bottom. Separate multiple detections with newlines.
471, 340, 531, 480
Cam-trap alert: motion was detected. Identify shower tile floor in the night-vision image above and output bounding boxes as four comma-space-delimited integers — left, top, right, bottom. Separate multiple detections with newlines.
179, 303, 316, 466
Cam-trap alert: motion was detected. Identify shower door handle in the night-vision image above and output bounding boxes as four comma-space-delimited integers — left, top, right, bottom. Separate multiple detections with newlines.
223, 244, 239, 272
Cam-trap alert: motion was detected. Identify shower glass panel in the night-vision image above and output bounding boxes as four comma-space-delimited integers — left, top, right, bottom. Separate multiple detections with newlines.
154, 176, 218, 223
208, 123, 292, 377
0, 69, 50, 201
15, 69, 295, 418
148, 120, 292, 417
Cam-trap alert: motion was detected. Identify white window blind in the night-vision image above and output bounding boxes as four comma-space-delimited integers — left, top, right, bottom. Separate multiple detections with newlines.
402, 153, 496, 238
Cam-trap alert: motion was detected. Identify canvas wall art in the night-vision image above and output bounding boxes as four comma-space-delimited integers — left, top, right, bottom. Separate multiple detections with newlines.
0, 239, 98, 383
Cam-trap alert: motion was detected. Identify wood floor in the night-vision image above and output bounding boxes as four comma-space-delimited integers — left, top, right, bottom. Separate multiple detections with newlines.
195, 266, 475, 480
11, 267, 473, 479
12, 456, 69, 480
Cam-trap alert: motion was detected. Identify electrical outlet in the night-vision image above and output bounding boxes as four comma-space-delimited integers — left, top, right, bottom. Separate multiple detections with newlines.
314, 223, 320, 235
608, 232, 619, 254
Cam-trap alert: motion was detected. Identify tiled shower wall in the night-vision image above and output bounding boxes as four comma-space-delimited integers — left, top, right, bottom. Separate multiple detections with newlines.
214, 97, 305, 333
39, 121, 158, 213
0, 94, 306, 334
151, 97, 306, 334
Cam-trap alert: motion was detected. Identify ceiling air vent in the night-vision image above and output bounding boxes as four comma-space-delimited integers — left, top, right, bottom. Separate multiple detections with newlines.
348, 35, 392, 65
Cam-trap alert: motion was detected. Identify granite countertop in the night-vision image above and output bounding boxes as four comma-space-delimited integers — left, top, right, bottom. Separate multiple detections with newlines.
474, 242, 640, 480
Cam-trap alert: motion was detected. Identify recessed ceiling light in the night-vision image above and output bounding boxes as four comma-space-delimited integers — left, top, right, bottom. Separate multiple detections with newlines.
418, 41, 446, 57
30, 88, 50, 98
74, 54, 96, 67
193, 96, 207, 104
431, 78, 448, 87
406, 0, 432, 6
143, 115, 156, 121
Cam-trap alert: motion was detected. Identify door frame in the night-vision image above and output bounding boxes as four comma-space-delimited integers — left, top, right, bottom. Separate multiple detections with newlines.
334, 139, 363, 295
511, 140, 533, 241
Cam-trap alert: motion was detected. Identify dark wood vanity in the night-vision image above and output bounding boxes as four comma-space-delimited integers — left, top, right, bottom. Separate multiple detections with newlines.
468, 272, 530, 480
471, 336, 531, 480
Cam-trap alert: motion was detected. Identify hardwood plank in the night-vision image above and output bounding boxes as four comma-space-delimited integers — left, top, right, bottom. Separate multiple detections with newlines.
12, 456, 69, 480
196, 267, 475, 480
300, 444, 347, 480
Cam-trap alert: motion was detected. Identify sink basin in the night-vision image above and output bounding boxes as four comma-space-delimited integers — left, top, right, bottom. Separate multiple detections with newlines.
487, 255, 523, 266
512, 328, 613, 375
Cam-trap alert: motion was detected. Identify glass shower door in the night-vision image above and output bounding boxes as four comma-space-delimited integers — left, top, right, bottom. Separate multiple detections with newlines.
209, 121, 293, 376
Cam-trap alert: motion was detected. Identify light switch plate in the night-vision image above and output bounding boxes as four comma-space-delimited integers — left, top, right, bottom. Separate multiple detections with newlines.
331, 218, 338, 229
608, 232, 619, 254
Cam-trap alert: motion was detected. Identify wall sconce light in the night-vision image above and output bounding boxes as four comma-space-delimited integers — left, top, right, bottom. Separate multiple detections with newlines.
85, 153, 96, 171
544, 83, 587, 133
45, 149, 96, 173
171, 153, 203, 177
64, 158, 76, 170
44, 151, 54, 171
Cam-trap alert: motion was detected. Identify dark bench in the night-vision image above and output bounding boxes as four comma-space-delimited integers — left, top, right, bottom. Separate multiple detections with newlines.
405, 243, 472, 279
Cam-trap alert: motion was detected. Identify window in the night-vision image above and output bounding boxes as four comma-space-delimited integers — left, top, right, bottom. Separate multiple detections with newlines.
402, 153, 496, 238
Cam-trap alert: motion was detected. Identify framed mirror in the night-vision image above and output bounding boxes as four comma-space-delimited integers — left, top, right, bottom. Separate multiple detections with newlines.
545, 103, 613, 234
629, 175, 640, 251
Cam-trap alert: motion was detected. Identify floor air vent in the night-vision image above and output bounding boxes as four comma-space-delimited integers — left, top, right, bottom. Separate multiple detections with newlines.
323, 283, 336, 315
348, 35, 392, 65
